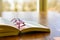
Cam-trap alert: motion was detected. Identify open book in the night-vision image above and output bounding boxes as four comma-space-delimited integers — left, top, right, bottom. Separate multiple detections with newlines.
0, 17, 50, 37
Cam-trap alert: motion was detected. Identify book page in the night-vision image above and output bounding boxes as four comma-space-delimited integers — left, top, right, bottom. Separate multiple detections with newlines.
20, 21, 49, 31
0, 17, 18, 30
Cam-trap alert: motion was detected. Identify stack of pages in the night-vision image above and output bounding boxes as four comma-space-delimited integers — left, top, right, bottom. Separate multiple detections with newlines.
0, 17, 50, 37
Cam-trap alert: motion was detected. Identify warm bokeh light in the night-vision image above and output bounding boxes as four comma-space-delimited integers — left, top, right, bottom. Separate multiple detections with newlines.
48, 0, 60, 13
2, 0, 37, 12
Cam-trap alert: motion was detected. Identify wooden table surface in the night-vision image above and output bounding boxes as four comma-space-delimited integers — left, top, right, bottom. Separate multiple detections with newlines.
0, 32, 50, 40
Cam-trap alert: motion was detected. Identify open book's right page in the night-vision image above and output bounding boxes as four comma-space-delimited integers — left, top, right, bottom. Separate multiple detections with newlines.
20, 21, 49, 31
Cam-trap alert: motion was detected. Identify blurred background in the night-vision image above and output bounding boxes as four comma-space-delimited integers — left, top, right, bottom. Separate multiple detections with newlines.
2, 0, 39, 23
48, 0, 60, 12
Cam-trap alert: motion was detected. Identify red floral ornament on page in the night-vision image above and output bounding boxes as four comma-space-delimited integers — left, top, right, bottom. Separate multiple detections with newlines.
11, 18, 25, 29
